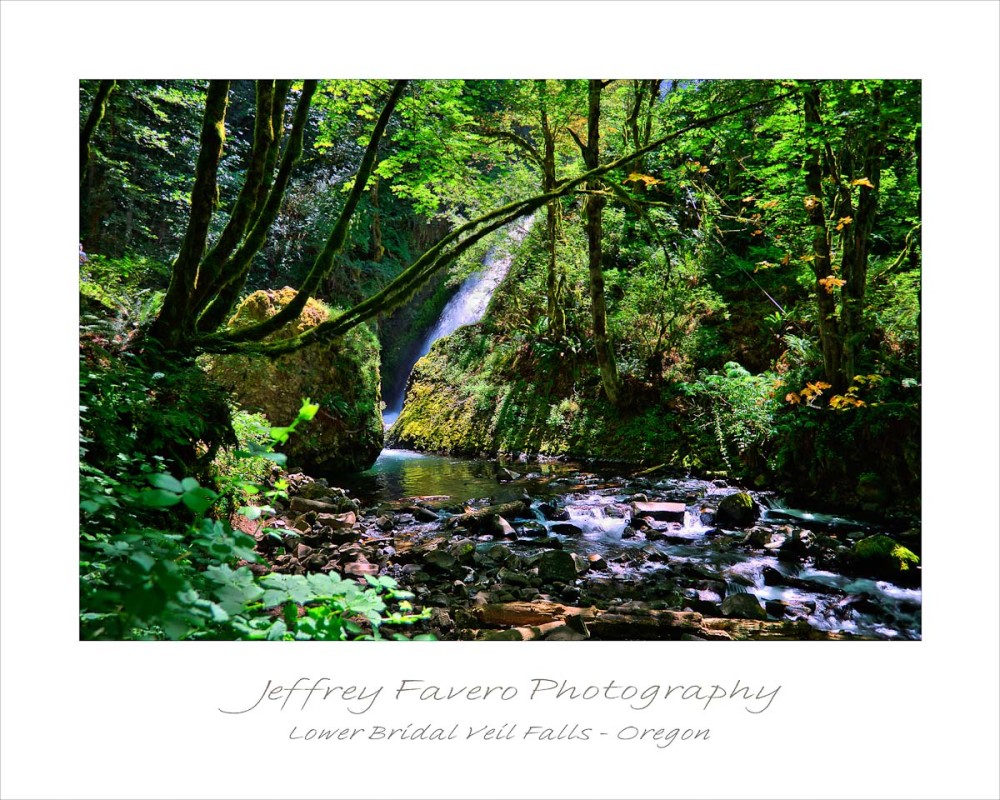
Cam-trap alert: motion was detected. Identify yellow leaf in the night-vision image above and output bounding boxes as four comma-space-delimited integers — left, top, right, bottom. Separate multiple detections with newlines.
838, 216, 853, 226
852, 177, 876, 189
742, 195, 757, 204
625, 172, 663, 187
781, 252, 791, 266
785, 392, 801, 405
761, 199, 780, 210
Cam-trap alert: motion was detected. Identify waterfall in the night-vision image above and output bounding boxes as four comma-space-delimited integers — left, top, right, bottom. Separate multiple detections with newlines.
383, 216, 533, 427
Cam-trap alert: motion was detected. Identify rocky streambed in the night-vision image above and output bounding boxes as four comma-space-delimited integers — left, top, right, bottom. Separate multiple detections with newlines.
240, 455, 921, 641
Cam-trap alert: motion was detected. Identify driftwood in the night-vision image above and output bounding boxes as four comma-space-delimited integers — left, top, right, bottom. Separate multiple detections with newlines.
444, 500, 530, 529
473, 601, 598, 627
464, 601, 862, 641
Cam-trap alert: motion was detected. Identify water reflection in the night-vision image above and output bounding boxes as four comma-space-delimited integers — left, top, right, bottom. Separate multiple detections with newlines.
341, 449, 567, 505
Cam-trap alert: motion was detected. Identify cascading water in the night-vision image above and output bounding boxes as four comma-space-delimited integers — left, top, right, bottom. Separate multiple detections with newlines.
382, 216, 533, 427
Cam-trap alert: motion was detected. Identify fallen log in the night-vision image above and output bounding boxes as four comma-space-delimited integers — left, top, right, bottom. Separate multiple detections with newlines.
445, 500, 530, 529
473, 601, 597, 627
700, 617, 862, 641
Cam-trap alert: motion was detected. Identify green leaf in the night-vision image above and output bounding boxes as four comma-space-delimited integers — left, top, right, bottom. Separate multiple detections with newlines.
140, 488, 182, 508
148, 473, 183, 493
130, 552, 156, 572
182, 486, 218, 515
181, 477, 200, 492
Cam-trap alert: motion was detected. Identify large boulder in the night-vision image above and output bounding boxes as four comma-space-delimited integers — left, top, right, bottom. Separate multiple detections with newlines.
715, 492, 760, 528
207, 287, 383, 473
850, 534, 920, 582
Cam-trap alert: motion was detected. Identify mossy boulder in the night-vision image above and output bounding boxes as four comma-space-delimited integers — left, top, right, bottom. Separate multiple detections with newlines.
715, 492, 760, 528
851, 534, 920, 581
206, 287, 383, 473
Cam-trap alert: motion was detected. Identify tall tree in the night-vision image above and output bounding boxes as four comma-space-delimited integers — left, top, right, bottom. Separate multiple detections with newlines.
575, 79, 622, 405
802, 80, 903, 390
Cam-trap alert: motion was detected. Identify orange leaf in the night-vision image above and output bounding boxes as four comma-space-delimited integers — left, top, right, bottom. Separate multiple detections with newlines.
852, 177, 875, 189
785, 392, 801, 405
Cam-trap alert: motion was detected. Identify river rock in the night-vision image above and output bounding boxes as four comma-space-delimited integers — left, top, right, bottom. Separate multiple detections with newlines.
423, 549, 458, 573
632, 501, 686, 522
850, 534, 920, 582
720, 592, 768, 620
587, 554, 608, 571
316, 511, 357, 528
491, 516, 517, 538
536, 550, 578, 583
549, 522, 584, 535
344, 557, 379, 578
715, 492, 760, 528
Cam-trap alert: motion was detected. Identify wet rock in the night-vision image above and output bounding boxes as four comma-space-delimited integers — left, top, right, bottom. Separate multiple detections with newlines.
746, 527, 776, 548
537, 550, 579, 583
721, 593, 768, 620
491, 516, 517, 538
447, 539, 476, 564
423, 549, 457, 573
712, 478, 729, 488
699, 508, 716, 526
550, 522, 584, 535
516, 522, 548, 539
497, 568, 532, 587
537, 502, 570, 521
632, 501, 686, 523
570, 553, 591, 575
496, 467, 521, 482
429, 608, 454, 632
587, 554, 608, 571
425, 592, 451, 607
375, 514, 394, 532
779, 529, 814, 557
765, 599, 790, 618
603, 504, 630, 518
621, 526, 640, 539
715, 492, 760, 528
850, 534, 920, 582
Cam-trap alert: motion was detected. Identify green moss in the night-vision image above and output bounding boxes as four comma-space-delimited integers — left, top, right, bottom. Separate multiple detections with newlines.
854, 534, 920, 571
206, 288, 383, 473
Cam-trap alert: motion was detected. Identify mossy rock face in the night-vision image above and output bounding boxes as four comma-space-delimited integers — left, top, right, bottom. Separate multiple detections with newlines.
852, 534, 920, 579
206, 287, 383, 473
715, 492, 760, 528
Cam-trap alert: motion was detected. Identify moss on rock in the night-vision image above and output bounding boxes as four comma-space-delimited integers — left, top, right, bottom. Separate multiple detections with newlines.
853, 534, 920, 574
206, 287, 383, 473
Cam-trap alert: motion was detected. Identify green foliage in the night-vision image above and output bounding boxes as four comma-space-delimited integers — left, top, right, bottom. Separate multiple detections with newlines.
682, 362, 778, 475
80, 329, 432, 640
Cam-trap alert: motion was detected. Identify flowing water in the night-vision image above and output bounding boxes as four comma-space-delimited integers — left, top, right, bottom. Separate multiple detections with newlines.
342, 449, 921, 640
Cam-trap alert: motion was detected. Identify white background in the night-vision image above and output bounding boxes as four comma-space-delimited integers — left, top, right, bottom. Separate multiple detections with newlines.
1, 2, 998, 798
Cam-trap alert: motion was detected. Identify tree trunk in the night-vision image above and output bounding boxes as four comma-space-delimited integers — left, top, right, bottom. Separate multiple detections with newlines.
582, 80, 622, 406
802, 83, 843, 389
537, 81, 566, 339
150, 80, 231, 350
80, 80, 116, 187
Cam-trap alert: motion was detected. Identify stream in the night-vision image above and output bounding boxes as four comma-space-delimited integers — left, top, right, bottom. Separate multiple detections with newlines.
317, 449, 922, 641
292, 216, 921, 641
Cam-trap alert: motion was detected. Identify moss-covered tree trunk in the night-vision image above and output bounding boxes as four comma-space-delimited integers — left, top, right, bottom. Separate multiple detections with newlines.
80, 80, 116, 187
803, 82, 843, 389
149, 80, 231, 351
537, 80, 566, 340
582, 79, 622, 406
